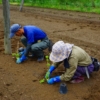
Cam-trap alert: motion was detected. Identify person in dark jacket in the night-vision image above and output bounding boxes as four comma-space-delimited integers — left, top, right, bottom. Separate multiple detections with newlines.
9, 24, 52, 64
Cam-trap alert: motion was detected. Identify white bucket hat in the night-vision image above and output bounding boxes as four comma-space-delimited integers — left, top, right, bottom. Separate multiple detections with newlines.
50, 41, 74, 62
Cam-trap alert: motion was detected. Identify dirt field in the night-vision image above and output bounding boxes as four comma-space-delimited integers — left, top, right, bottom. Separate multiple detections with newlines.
0, 5, 100, 100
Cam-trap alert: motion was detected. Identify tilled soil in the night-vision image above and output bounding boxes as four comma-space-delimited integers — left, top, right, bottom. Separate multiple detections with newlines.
0, 5, 100, 100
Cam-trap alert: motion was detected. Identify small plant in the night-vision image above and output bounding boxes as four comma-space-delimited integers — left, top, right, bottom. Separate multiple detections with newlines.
39, 78, 46, 83
39, 77, 49, 84
39, 55, 50, 84
45, 55, 50, 67
12, 53, 20, 60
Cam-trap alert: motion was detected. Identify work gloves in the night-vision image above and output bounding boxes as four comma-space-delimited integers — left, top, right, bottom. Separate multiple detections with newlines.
16, 48, 27, 64
45, 65, 61, 84
47, 76, 61, 84
16, 55, 27, 64
18, 48, 26, 56
18, 51, 24, 57
45, 65, 56, 79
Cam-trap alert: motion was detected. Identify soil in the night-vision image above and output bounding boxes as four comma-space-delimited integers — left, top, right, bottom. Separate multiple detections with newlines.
0, 5, 100, 100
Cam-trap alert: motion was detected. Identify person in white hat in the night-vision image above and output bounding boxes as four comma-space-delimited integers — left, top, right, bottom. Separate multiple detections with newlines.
45, 41, 100, 84
9, 24, 53, 63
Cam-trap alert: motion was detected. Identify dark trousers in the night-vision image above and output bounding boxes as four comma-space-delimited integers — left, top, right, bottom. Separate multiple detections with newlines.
20, 36, 50, 57
72, 64, 94, 79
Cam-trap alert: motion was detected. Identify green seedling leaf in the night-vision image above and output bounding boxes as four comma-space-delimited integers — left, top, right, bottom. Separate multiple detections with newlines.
47, 63, 50, 67
39, 78, 46, 83
16, 53, 20, 57
46, 59, 49, 62
12, 53, 20, 60
39, 78, 49, 84
16, 57, 18, 59
12, 53, 16, 56
45, 55, 49, 59
12, 53, 20, 57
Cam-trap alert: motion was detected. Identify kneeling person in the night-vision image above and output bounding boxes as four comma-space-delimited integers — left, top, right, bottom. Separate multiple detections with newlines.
45, 41, 100, 84
9, 24, 52, 63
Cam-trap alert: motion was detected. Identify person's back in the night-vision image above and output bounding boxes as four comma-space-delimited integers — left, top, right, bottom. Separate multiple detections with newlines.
44, 41, 100, 84
9, 24, 53, 63
70, 45, 92, 67
23, 25, 47, 43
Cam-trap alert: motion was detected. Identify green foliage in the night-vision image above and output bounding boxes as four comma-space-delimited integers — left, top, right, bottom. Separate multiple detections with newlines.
1, 0, 100, 14
45, 55, 50, 67
39, 78, 46, 83
0, 0, 2, 4
12, 53, 20, 60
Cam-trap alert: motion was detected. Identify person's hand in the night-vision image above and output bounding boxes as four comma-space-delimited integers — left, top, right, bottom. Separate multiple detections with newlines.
19, 51, 24, 56
45, 65, 56, 79
16, 55, 27, 64
19, 48, 26, 56
47, 76, 61, 84
45, 71, 50, 79
47, 78, 54, 84
16, 58, 22, 64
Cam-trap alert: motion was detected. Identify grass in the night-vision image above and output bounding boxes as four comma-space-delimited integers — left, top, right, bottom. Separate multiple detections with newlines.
1, 2, 100, 14
25, 3, 100, 14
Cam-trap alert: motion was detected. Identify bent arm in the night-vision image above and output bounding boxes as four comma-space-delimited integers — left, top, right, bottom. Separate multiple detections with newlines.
24, 43, 32, 56
60, 57, 78, 81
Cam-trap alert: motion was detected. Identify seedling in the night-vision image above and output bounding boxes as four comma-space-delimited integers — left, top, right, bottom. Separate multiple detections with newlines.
12, 41, 20, 60
39, 78, 46, 83
39, 55, 51, 84
45, 55, 50, 67
39, 78, 49, 84
12, 53, 20, 60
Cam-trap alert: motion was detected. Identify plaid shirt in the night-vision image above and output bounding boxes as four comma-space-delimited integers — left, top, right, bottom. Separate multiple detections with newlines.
50, 42, 73, 62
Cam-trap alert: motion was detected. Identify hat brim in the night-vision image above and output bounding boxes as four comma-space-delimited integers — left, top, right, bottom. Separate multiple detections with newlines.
9, 32, 15, 39
50, 51, 67, 62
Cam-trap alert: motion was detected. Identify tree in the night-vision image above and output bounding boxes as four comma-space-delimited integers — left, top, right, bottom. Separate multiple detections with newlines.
91, 0, 95, 7
2, 0, 12, 54
19, 0, 24, 11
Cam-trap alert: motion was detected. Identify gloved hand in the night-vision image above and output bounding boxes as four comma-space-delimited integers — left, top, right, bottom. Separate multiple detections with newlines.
18, 47, 24, 52
19, 49, 26, 56
45, 65, 56, 79
47, 76, 61, 84
16, 55, 27, 64
16, 58, 22, 64
19, 51, 24, 56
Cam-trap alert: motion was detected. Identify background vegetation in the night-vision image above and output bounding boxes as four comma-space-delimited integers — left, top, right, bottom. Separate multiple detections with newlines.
1, 0, 100, 14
